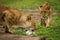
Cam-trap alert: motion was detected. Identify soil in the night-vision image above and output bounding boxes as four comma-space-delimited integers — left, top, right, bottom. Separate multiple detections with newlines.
0, 8, 56, 40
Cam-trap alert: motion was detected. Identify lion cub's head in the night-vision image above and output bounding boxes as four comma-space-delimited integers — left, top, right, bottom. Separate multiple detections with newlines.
39, 2, 51, 12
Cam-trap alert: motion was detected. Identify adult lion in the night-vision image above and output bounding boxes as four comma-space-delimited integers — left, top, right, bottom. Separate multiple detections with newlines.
0, 4, 36, 33
39, 2, 53, 27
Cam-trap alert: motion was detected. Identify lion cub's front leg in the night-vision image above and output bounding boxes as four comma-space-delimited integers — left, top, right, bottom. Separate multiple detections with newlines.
41, 18, 46, 27
46, 15, 52, 27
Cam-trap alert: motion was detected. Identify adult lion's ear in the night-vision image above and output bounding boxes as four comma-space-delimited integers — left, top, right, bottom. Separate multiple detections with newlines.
27, 15, 31, 21
40, 5, 42, 8
3, 10, 9, 14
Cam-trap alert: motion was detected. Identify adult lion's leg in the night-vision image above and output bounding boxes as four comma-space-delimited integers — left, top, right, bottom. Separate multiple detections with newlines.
3, 25, 8, 33
4, 18, 15, 33
6, 25, 15, 33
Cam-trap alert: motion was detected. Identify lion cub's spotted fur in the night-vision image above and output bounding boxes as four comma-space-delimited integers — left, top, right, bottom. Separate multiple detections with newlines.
39, 2, 53, 27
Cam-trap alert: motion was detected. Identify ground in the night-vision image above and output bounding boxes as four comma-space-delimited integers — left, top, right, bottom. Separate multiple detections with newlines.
0, 0, 60, 40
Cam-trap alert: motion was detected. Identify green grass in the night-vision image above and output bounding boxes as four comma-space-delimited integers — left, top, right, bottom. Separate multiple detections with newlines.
35, 14, 60, 40
0, 0, 60, 40
0, 0, 60, 12
13, 15, 60, 40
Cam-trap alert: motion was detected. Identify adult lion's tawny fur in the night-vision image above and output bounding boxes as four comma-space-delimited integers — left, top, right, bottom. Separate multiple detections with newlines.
0, 4, 36, 33
39, 2, 53, 27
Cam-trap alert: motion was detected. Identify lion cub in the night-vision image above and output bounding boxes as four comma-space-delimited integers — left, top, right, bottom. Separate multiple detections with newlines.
39, 2, 53, 27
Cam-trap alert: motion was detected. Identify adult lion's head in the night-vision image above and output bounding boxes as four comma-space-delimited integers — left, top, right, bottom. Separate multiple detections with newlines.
3, 8, 36, 33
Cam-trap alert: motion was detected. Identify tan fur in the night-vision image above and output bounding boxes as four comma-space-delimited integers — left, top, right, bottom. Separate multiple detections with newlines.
39, 2, 53, 27
0, 4, 36, 33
